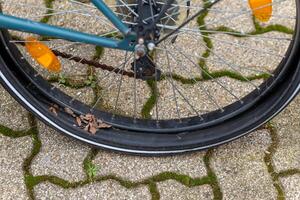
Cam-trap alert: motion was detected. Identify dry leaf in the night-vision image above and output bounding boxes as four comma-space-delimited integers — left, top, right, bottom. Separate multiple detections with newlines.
76, 117, 82, 126
49, 106, 57, 116
64, 107, 76, 117
84, 124, 89, 132
78, 113, 111, 133
97, 122, 112, 129
85, 113, 96, 122
88, 122, 97, 134
79, 115, 89, 124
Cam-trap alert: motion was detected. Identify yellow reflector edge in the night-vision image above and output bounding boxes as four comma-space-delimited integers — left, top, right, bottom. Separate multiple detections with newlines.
248, 0, 273, 22
25, 37, 61, 73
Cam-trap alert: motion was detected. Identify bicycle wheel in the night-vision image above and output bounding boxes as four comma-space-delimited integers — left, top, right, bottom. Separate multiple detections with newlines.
0, 0, 299, 154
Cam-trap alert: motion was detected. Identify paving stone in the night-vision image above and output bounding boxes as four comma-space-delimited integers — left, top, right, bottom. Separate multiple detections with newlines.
0, 135, 32, 200
280, 175, 300, 200
31, 122, 90, 182
49, 0, 112, 35
2, 0, 46, 39
154, 78, 262, 120
34, 181, 151, 200
0, 85, 30, 131
157, 180, 213, 200
272, 96, 300, 171
206, 32, 291, 75
93, 151, 207, 181
155, 31, 206, 79
96, 73, 151, 117
211, 129, 277, 200
206, 0, 255, 32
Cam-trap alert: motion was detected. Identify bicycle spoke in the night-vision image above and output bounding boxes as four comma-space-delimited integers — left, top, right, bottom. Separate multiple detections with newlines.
151, 55, 202, 119
160, 44, 224, 112
158, 24, 293, 42
164, 51, 191, 121
90, 53, 134, 110
170, 42, 261, 90
133, 58, 137, 122
112, 52, 129, 117
118, 0, 139, 17
159, 46, 242, 102
199, 1, 285, 30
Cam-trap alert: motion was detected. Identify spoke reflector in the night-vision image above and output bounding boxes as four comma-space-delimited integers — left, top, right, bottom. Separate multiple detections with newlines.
248, 0, 272, 22
25, 37, 61, 73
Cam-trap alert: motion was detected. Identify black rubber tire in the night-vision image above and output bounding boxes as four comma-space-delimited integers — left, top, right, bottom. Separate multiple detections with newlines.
0, 4, 300, 155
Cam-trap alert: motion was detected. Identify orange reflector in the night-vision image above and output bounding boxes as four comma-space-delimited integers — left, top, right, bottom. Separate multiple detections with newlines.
248, 0, 272, 22
25, 37, 61, 73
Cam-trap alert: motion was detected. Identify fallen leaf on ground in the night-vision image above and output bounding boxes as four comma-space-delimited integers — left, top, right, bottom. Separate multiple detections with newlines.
97, 122, 112, 129
76, 113, 112, 134
97, 120, 111, 129
64, 107, 76, 117
76, 116, 82, 126
88, 122, 97, 134
49, 106, 58, 116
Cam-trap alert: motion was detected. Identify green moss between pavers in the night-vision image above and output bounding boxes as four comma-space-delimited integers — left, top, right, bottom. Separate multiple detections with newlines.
252, 16, 294, 35
148, 181, 160, 200
204, 150, 223, 200
276, 169, 300, 178
22, 141, 222, 199
210, 21, 293, 38
141, 79, 159, 119
22, 114, 42, 199
0, 125, 33, 138
15, 113, 222, 200
83, 148, 99, 180
263, 123, 286, 200
40, 0, 55, 24
16, 101, 289, 200
47, 75, 89, 89
93, 46, 105, 60
201, 68, 271, 81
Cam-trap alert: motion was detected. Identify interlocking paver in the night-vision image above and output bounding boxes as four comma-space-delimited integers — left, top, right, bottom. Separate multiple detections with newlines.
280, 175, 300, 200
272, 96, 300, 171
211, 129, 277, 200
34, 181, 151, 200
93, 150, 207, 181
0, 86, 30, 130
31, 122, 90, 182
154, 78, 263, 119
157, 180, 213, 200
0, 135, 32, 200
49, 0, 110, 35
206, 32, 291, 74
205, 0, 254, 32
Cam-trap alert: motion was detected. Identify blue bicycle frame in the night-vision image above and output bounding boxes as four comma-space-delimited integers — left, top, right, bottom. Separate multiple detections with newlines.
0, 0, 136, 51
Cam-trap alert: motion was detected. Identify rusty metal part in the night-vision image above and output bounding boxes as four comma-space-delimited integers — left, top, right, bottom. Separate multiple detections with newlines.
12, 39, 135, 78
52, 50, 135, 77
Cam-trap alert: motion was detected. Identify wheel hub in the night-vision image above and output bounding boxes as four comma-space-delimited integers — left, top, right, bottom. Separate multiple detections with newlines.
116, 0, 180, 80
131, 0, 165, 80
